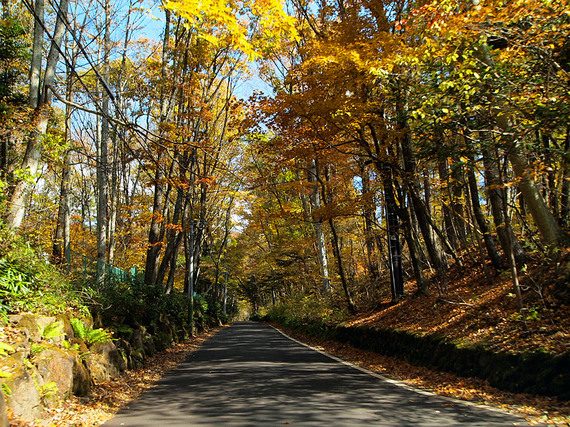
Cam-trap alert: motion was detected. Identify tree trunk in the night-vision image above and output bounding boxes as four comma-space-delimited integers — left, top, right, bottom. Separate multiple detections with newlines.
466, 152, 503, 272
328, 217, 356, 313
164, 232, 183, 294
184, 224, 195, 336
29, 0, 44, 110
144, 9, 171, 285
360, 162, 380, 281
507, 138, 569, 249
480, 134, 526, 267
359, 124, 406, 297
52, 84, 73, 264
53, 32, 77, 265
438, 155, 459, 250
450, 154, 467, 243
7, 0, 69, 229
156, 154, 187, 288
560, 128, 570, 224
96, 0, 111, 281
393, 177, 427, 294
474, 41, 568, 249
308, 159, 331, 293
400, 128, 449, 277
383, 170, 408, 298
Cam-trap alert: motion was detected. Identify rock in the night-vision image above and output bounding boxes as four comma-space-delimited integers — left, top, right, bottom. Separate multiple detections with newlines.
0, 353, 23, 374
70, 337, 89, 355
132, 347, 145, 368
6, 315, 21, 327
143, 334, 156, 356
154, 332, 172, 352
6, 333, 30, 356
72, 358, 92, 396
56, 315, 75, 340
131, 328, 144, 350
34, 348, 75, 398
85, 353, 111, 382
85, 342, 120, 382
12, 315, 56, 343
115, 339, 133, 370
0, 389, 8, 427
5, 367, 43, 420
92, 341, 126, 373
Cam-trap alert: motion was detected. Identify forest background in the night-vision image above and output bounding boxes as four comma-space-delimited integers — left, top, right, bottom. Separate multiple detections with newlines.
0, 0, 569, 414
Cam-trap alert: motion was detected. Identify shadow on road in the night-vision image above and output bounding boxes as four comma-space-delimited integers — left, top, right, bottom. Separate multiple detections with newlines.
104, 321, 525, 426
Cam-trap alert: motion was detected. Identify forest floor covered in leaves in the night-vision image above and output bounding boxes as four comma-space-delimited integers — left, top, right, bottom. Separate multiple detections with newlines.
349, 248, 570, 356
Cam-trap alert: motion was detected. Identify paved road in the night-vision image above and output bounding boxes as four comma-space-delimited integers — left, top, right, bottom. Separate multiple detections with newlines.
104, 321, 525, 426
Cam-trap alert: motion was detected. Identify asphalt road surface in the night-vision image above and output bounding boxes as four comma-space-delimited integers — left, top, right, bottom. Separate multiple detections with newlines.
103, 321, 526, 426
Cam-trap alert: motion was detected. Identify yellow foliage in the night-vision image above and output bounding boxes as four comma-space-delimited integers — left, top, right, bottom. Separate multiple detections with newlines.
164, 0, 297, 59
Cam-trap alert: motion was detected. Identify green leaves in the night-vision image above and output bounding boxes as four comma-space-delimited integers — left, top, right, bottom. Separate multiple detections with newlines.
70, 318, 114, 345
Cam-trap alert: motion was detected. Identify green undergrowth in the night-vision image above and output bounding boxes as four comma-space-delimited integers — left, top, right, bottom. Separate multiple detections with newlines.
0, 224, 229, 335
0, 228, 89, 320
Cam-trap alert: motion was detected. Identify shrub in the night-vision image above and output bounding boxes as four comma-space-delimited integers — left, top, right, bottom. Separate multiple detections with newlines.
0, 228, 89, 320
88, 276, 190, 330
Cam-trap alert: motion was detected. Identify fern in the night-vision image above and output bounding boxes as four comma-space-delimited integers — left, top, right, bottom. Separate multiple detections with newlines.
42, 321, 65, 340
2, 383, 11, 397
0, 342, 14, 357
85, 328, 114, 345
70, 318, 87, 339
70, 318, 113, 345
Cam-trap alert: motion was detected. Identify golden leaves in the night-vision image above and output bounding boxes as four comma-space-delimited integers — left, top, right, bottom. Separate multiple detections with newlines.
164, 0, 298, 59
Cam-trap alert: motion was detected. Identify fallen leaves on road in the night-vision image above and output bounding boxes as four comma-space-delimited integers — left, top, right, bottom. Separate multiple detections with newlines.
272, 324, 570, 426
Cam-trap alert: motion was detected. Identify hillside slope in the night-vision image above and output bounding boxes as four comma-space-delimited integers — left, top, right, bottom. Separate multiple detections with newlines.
348, 250, 570, 356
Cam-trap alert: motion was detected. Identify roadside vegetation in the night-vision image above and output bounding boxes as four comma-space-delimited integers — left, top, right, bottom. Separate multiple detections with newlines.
0, 0, 569, 423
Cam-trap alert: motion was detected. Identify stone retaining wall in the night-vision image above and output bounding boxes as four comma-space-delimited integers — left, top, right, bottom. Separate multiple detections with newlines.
0, 313, 186, 424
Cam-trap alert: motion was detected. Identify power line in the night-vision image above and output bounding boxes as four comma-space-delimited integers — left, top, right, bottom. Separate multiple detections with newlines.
21, 0, 248, 202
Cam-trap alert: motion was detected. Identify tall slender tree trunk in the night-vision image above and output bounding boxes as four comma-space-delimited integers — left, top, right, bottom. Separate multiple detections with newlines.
466, 152, 503, 272
144, 9, 171, 285
474, 40, 568, 249
400, 127, 449, 277
156, 151, 188, 287
506, 138, 569, 249
392, 177, 427, 294
184, 222, 195, 336
480, 134, 526, 267
360, 162, 380, 281
107, 0, 133, 265
96, 0, 111, 281
560, 128, 570, 224
328, 217, 356, 313
360, 124, 406, 297
7, 0, 69, 228
308, 159, 331, 293
450, 154, 467, 243
383, 169, 407, 298
319, 163, 355, 312
438, 156, 459, 250
53, 53, 75, 264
